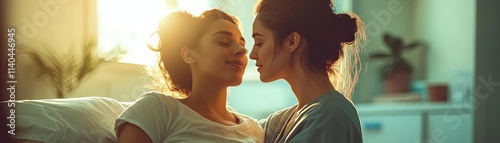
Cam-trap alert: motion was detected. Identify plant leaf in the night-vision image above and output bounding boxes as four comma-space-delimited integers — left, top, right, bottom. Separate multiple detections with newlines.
383, 34, 396, 48
384, 33, 404, 56
405, 41, 425, 50
392, 38, 403, 56
78, 40, 102, 81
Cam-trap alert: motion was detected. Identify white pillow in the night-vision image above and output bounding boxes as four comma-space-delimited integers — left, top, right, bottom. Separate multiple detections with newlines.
4, 97, 126, 143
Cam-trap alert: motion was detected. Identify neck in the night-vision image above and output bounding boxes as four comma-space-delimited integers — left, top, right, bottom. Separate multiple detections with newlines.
284, 69, 334, 110
183, 79, 229, 114
185, 84, 227, 113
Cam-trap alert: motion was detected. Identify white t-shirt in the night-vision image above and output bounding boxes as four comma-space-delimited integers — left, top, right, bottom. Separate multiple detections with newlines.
115, 92, 264, 143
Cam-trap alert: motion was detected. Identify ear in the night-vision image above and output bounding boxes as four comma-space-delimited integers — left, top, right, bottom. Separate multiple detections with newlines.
181, 47, 197, 64
287, 32, 301, 53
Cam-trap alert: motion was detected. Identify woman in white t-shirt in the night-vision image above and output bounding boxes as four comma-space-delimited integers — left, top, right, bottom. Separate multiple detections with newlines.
115, 9, 264, 143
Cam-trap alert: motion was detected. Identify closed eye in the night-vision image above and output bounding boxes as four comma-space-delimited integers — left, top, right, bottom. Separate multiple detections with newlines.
218, 41, 230, 47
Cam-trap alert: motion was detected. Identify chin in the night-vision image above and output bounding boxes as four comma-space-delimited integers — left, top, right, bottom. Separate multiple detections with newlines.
259, 75, 275, 83
227, 77, 243, 86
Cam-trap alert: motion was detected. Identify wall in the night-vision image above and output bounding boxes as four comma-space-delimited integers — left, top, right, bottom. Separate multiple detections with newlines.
6, 0, 96, 99
352, 0, 416, 103
67, 62, 151, 102
413, 0, 476, 83
353, 0, 476, 103
6, 0, 154, 101
7, 0, 89, 49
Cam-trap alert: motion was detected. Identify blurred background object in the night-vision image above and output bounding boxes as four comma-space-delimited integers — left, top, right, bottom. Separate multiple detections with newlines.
369, 33, 426, 94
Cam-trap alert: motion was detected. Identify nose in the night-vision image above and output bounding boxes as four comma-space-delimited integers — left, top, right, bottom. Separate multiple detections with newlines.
249, 47, 258, 60
234, 45, 247, 56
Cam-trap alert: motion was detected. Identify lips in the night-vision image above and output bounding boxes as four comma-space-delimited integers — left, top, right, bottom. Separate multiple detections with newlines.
255, 64, 263, 71
227, 60, 244, 69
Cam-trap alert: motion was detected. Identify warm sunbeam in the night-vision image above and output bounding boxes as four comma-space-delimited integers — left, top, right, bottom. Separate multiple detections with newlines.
98, 0, 210, 66
178, 0, 210, 16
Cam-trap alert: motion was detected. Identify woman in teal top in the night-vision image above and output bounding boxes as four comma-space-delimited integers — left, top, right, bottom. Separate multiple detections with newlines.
249, 0, 366, 142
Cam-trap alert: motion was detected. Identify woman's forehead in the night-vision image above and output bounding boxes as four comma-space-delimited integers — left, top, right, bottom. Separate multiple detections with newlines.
204, 20, 242, 38
252, 20, 272, 39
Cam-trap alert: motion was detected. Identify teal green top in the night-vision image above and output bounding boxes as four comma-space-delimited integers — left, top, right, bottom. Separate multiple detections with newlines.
259, 90, 362, 143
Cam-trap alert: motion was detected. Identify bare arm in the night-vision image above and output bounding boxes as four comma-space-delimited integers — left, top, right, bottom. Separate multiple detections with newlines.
118, 122, 153, 143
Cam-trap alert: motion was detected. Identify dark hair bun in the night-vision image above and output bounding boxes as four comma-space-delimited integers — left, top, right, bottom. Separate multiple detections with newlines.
337, 14, 357, 43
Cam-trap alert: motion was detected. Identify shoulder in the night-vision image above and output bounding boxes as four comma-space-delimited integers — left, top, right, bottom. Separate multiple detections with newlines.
284, 92, 362, 142
299, 91, 361, 130
132, 91, 180, 108
115, 91, 180, 142
137, 91, 175, 102
308, 91, 358, 118
116, 91, 182, 124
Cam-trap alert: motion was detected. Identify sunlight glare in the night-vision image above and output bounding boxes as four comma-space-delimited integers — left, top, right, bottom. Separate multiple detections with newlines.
98, 0, 212, 66
178, 0, 211, 16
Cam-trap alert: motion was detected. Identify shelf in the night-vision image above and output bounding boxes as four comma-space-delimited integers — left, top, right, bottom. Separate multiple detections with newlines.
355, 102, 473, 116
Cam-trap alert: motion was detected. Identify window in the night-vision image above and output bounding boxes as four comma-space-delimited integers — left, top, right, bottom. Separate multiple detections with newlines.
97, 0, 211, 65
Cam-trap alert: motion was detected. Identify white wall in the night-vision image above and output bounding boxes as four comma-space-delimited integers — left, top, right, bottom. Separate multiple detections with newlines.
353, 0, 416, 103
413, 0, 476, 83
7, 0, 151, 101
353, 0, 476, 103
7, 0, 93, 52
7, 0, 95, 99
67, 62, 152, 102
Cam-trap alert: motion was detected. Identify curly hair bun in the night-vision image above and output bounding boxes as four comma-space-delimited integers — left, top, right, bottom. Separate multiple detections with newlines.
337, 14, 358, 44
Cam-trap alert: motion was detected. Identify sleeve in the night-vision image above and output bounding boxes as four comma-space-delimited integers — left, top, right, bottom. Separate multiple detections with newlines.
115, 93, 171, 143
285, 110, 362, 143
259, 107, 296, 143
258, 118, 268, 128
259, 113, 276, 143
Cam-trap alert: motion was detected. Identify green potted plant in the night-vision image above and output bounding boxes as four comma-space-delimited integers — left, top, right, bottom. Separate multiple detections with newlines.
18, 40, 125, 98
370, 33, 426, 94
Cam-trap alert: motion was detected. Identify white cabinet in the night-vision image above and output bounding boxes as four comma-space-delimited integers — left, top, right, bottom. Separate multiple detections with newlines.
357, 103, 473, 143
426, 113, 472, 143
361, 115, 422, 143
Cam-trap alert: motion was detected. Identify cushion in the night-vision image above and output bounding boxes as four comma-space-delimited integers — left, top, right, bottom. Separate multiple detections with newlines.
2, 97, 128, 142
